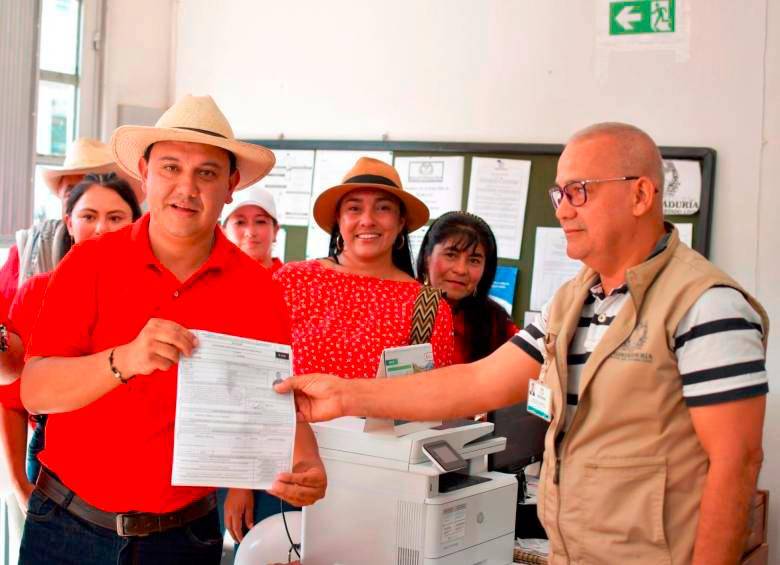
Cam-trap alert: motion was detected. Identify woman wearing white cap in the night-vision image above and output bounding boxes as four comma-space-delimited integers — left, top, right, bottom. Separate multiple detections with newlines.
221, 185, 283, 273
218, 184, 290, 547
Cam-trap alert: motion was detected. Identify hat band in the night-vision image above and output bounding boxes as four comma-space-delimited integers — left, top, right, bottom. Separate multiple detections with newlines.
343, 174, 399, 189
173, 126, 228, 139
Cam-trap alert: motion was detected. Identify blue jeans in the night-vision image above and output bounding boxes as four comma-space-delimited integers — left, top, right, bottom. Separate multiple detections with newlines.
26, 415, 46, 483
19, 489, 223, 565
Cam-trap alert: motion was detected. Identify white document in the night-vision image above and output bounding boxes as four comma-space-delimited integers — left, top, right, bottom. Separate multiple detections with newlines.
673, 222, 693, 247
305, 222, 333, 260
394, 155, 464, 219
306, 150, 393, 259
529, 227, 582, 311
258, 149, 315, 226
663, 159, 701, 216
272, 227, 287, 263
467, 157, 531, 259
172, 330, 295, 489
409, 224, 430, 272
364, 343, 440, 435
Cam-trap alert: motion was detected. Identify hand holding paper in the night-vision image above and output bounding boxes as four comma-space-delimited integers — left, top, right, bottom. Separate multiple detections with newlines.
172, 330, 296, 490
269, 458, 328, 507
115, 318, 198, 377
274, 373, 347, 423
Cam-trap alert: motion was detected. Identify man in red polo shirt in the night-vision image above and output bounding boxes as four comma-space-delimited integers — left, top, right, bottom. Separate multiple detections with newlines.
18, 95, 326, 565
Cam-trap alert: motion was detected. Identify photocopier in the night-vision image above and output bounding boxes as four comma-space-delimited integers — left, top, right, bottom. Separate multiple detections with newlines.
301, 416, 518, 564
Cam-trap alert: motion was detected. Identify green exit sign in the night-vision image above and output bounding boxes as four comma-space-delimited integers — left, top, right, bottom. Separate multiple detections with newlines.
610, 0, 675, 35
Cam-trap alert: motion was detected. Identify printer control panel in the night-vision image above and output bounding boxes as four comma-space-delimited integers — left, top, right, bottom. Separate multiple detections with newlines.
421, 439, 468, 473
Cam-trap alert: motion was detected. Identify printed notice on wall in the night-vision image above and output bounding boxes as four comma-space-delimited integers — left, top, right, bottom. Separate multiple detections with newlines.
272, 227, 287, 263
489, 265, 519, 316
258, 150, 315, 226
395, 155, 464, 220
467, 157, 531, 260
529, 227, 582, 311
662, 159, 701, 216
409, 225, 430, 272
673, 222, 693, 246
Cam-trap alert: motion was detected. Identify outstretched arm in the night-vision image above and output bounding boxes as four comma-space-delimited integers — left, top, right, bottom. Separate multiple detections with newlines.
275, 341, 541, 423
22, 318, 197, 414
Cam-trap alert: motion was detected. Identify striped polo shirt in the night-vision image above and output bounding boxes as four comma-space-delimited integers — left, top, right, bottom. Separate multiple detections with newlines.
512, 245, 767, 430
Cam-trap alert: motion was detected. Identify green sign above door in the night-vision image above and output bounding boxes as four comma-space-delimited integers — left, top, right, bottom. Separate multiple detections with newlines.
610, 0, 675, 35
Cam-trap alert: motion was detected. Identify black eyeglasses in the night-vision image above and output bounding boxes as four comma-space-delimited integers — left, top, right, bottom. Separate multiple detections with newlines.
548, 176, 640, 209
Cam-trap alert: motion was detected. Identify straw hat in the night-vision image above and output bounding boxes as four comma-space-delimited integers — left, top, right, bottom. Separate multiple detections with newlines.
111, 95, 275, 191
42, 138, 144, 202
312, 157, 429, 232
222, 185, 278, 224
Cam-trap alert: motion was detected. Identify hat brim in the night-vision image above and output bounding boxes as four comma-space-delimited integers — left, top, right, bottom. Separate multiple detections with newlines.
110, 126, 275, 191
313, 183, 430, 233
222, 200, 277, 224
41, 162, 145, 203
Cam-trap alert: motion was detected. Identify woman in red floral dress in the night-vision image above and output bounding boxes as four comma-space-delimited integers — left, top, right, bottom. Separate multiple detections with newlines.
274, 157, 453, 379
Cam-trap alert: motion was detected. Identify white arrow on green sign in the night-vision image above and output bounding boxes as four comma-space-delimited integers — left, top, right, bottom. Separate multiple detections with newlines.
610, 0, 675, 35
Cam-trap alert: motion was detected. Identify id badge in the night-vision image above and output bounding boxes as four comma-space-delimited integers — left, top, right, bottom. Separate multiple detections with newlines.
527, 379, 553, 422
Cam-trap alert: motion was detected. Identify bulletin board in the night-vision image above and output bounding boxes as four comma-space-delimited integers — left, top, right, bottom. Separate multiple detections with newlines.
245, 139, 716, 327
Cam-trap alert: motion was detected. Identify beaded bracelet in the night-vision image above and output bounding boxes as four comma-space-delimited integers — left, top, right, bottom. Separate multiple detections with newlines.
109, 348, 129, 384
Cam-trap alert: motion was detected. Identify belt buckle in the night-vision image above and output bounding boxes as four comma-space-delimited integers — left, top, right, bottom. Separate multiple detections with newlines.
116, 513, 131, 537
116, 513, 153, 538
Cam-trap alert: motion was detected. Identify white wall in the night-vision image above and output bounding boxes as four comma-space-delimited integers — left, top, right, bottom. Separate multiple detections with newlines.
99, 0, 175, 140
168, 0, 778, 558
758, 0, 780, 559
174, 0, 769, 287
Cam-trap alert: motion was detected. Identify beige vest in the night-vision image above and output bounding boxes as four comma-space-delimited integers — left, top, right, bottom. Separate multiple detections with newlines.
537, 228, 769, 565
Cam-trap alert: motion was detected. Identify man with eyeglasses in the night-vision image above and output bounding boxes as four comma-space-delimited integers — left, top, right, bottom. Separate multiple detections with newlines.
277, 122, 769, 565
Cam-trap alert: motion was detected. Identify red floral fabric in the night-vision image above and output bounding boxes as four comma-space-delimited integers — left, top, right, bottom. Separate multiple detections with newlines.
274, 260, 454, 379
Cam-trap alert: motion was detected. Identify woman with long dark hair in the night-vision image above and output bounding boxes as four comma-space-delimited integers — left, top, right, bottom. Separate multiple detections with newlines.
274, 157, 453, 379
0, 173, 142, 518
416, 211, 517, 363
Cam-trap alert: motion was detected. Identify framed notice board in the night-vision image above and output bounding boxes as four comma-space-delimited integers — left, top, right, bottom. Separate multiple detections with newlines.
245, 139, 716, 327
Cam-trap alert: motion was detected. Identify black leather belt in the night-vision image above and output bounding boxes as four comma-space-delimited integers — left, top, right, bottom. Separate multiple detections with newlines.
36, 469, 217, 537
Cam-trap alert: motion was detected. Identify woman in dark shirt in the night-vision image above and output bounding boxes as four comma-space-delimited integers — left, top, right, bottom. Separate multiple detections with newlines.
417, 211, 518, 363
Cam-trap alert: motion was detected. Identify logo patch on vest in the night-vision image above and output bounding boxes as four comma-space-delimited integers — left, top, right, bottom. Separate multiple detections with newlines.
612, 322, 653, 363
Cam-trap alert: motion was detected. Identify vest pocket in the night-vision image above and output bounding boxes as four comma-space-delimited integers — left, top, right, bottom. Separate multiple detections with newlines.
579, 456, 671, 564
